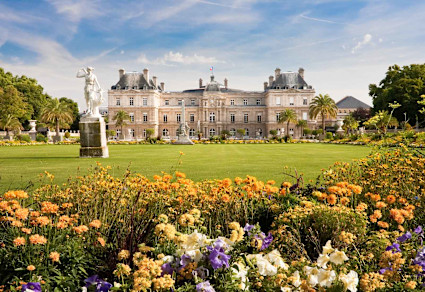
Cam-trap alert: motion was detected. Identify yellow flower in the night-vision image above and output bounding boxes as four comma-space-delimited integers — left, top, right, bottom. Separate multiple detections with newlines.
178, 214, 195, 227
118, 249, 130, 260
89, 220, 102, 229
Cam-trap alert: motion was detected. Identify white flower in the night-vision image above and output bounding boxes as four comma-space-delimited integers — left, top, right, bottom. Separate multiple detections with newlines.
322, 240, 334, 255
316, 254, 330, 268
232, 262, 249, 290
162, 255, 174, 263
265, 249, 289, 270
180, 230, 208, 252
281, 286, 292, 292
114, 282, 122, 288
317, 269, 336, 287
339, 270, 359, 292
303, 266, 320, 287
257, 256, 277, 276
186, 249, 204, 263
81, 288, 87, 292
329, 249, 349, 265
291, 270, 302, 288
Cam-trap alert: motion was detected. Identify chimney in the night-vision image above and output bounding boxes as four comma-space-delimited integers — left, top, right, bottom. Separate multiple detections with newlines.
298, 67, 305, 79
152, 76, 157, 87
143, 68, 149, 82
224, 78, 228, 89
275, 68, 281, 79
264, 82, 268, 91
119, 68, 125, 79
160, 82, 165, 91
199, 78, 203, 88
269, 75, 274, 86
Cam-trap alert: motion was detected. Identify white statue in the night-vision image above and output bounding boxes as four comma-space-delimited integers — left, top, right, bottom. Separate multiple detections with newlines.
76, 67, 103, 117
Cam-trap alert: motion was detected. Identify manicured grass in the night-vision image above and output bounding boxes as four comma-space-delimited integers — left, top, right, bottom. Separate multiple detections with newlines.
0, 144, 371, 191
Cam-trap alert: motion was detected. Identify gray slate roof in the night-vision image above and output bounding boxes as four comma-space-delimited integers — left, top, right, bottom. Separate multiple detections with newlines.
183, 75, 244, 93
111, 72, 161, 90
336, 96, 371, 109
270, 72, 309, 89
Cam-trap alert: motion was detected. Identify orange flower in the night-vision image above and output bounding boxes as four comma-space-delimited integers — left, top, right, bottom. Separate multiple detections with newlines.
21, 228, 31, 234
3, 190, 28, 199
267, 180, 276, 185
377, 221, 389, 229
13, 237, 26, 246
49, 251, 60, 262
280, 188, 287, 196
175, 171, 186, 178
14, 208, 29, 220
29, 234, 47, 245
97, 237, 106, 247
234, 177, 243, 185
340, 197, 350, 206
40, 201, 59, 214
26, 265, 35, 271
35, 216, 50, 227
73, 225, 89, 234
376, 201, 387, 209
89, 220, 101, 229
282, 182, 292, 188
386, 195, 396, 204
327, 194, 337, 205
222, 194, 230, 203
356, 203, 368, 212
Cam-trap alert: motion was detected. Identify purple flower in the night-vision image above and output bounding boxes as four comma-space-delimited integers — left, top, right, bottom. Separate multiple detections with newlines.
414, 226, 423, 235
84, 275, 112, 292
196, 281, 216, 292
161, 263, 174, 275
261, 232, 273, 250
22, 282, 41, 292
244, 224, 254, 232
379, 267, 393, 274
413, 247, 425, 269
180, 254, 192, 267
386, 243, 401, 253
397, 231, 412, 242
208, 247, 231, 270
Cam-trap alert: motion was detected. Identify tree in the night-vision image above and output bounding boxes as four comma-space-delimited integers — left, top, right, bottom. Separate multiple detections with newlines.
269, 129, 278, 139
278, 109, 297, 137
0, 114, 22, 137
146, 128, 155, 139
364, 110, 399, 135
370, 64, 425, 127
296, 120, 307, 136
342, 115, 359, 134
113, 110, 130, 138
237, 128, 246, 138
59, 97, 80, 130
351, 108, 371, 126
309, 94, 338, 134
40, 98, 74, 141
221, 130, 230, 140
0, 85, 31, 122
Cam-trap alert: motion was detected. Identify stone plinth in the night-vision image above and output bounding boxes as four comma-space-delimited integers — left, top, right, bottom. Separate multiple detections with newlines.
173, 134, 194, 145
79, 115, 109, 158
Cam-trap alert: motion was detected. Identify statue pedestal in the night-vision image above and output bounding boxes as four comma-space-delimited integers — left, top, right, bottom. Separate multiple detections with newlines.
29, 131, 37, 141
79, 115, 109, 158
173, 134, 194, 145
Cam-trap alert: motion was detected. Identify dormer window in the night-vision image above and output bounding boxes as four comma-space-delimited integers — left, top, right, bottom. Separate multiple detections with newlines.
276, 86, 281, 89
133, 86, 138, 90
178, 100, 182, 106
116, 85, 121, 90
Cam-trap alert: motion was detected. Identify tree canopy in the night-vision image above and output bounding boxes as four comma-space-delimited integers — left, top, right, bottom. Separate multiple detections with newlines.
309, 94, 338, 134
370, 64, 425, 127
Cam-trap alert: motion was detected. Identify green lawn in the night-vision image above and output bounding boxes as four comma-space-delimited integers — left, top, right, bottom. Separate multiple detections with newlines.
0, 144, 371, 191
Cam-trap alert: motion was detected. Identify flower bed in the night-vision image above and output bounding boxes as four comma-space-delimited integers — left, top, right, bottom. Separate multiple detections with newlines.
1, 146, 425, 291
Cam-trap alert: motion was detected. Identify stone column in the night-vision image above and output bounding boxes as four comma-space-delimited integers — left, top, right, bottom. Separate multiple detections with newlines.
79, 116, 109, 158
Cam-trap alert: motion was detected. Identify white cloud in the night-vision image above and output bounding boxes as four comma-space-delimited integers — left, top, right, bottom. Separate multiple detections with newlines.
351, 33, 372, 53
46, 0, 103, 23
138, 51, 224, 66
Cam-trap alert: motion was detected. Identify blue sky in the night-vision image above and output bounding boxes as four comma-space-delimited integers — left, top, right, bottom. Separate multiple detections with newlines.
1, 0, 425, 108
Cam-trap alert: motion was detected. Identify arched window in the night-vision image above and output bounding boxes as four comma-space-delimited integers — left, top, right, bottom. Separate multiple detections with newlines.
230, 128, 236, 136
189, 129, 195, 136
162, 129, 169, 137
209, 128, 216, 136
257, 128, 263, 137
130, 129, 135, 137
245, 128, 249, 136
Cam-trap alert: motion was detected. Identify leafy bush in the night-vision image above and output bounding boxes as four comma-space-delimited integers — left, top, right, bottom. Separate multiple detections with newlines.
64, 131, 71, 139
325, 132, 333, 140
14, 134, 31, 142
36, 134, 48, 142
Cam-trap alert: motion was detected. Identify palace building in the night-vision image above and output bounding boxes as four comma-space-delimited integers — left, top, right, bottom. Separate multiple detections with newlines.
107, 67, 317, 139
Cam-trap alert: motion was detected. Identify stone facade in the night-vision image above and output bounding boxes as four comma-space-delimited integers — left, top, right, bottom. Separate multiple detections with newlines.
108, 68, 317, 139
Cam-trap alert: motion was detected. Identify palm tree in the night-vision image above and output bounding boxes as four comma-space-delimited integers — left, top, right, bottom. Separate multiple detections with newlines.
40, 98, 74, 141
113, 110, 130, 139
278, 109, 297, 137
296, 119, 307, 137
309, 94, 338, 135
0, 114, 22, 139
343, 115, 359, 135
